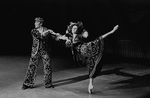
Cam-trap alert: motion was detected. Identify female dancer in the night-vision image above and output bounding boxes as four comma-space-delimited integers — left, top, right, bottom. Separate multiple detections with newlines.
58, 21, 119, 94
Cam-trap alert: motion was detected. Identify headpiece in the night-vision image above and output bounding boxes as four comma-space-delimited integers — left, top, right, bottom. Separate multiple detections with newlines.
66, 21, 83, 34
35, 17, 44, 23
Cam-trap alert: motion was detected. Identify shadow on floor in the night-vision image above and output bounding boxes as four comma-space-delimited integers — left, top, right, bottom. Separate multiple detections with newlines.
28, 67, 149, 90
50, 67, 128, 87
53, 75, 89, 87
100, 67, 139, 77
110, 73, 150, 89
139, 93, 150, 98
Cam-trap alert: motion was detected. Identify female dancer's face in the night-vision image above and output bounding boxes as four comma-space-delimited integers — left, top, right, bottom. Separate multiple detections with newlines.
72, 25, 78, 34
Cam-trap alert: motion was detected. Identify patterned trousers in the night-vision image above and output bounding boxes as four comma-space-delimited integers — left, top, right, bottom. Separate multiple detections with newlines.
23, 50, 52, 87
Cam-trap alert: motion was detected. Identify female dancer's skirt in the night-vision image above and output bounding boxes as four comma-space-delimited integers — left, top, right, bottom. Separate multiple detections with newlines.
74, 36, 104, 78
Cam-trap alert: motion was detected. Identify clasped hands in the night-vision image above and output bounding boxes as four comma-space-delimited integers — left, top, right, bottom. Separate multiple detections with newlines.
42, 29, 69, 41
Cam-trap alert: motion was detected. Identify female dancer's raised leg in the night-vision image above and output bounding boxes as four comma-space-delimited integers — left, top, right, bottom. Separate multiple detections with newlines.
88, 25, 119, 94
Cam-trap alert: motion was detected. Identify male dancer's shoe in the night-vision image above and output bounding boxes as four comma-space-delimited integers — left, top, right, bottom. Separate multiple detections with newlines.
22, 84, 33, 90
45, 84, 54, 88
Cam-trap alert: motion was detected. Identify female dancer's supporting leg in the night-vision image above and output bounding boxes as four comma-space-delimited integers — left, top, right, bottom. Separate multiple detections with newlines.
88, 58, 104, 94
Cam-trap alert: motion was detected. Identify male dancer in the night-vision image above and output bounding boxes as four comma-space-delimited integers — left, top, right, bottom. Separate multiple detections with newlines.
22, 17, 59, 90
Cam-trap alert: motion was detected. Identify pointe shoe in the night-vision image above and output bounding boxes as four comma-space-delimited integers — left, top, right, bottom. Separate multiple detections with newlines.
88, 84, 94, 94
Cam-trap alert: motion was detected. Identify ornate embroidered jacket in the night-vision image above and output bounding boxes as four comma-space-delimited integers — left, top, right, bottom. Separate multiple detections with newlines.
31, 29, 50, 56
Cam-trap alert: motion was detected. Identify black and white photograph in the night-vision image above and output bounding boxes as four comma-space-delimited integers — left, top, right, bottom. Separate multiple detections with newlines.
0, 0, 150, 98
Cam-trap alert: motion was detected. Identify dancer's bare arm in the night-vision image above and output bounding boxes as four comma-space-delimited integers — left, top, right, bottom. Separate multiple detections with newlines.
101, 25, 119, 38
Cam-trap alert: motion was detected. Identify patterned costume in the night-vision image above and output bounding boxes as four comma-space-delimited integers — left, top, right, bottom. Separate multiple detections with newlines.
65, 31, 104, 78
23, 28, 53, 87
61, 22, 118, 94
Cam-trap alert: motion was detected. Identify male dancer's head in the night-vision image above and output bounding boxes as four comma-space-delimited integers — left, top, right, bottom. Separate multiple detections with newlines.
34, 17, 44, 29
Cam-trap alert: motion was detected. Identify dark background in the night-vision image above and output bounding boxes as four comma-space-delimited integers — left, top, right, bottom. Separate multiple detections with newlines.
0, 0, 150, 57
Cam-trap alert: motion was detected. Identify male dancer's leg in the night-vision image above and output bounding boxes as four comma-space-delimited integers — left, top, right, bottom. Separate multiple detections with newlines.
23, 53, 40, 87
41, 51, 53, 88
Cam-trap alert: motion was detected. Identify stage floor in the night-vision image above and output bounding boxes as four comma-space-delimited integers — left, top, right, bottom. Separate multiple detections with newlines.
0, 55, 150, 98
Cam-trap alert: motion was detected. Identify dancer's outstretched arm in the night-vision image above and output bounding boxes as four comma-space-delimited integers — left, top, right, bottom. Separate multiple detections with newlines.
101, 25, 119, 39
45, 29, 60, 36
58, 35, 69, 41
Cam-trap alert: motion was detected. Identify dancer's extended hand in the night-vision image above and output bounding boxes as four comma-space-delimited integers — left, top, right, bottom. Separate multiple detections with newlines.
57, 35, 68, 40
113, 25, 119, 31
101, 24, 119, 38
55, 35, 62, 41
